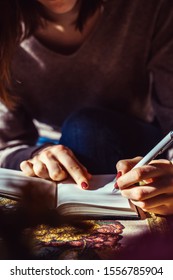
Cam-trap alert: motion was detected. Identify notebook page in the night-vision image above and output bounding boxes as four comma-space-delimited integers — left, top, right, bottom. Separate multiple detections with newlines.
58, 174, 131, 210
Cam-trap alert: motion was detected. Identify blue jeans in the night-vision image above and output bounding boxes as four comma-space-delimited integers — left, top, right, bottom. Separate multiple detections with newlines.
58, 108, 163, 174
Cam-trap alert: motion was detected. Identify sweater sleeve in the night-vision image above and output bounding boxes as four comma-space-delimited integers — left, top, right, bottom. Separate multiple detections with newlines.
148, 0, 173, 135
0, 102, 40, 170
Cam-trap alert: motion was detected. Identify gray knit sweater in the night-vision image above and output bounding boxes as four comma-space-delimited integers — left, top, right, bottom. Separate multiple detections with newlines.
1, 0, 173, 169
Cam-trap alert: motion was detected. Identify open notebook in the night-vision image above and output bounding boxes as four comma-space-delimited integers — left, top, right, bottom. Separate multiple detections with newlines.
0, 168, 140, 219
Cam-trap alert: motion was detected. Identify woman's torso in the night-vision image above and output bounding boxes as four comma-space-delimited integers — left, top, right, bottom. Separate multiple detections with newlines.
11, 0, 163, 129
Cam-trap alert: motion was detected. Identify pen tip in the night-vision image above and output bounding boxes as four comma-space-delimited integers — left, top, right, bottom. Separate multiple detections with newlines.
112, 188, 118, 194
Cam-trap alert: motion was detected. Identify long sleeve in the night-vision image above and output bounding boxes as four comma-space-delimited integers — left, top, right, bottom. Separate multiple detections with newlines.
1, 0, 173, 167
0, 102, 39, 169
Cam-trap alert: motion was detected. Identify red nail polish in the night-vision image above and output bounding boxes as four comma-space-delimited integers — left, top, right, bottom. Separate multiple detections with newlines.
114, 171, 122, 189
81, 182, 88, 189
114, 182, 119, 189
116, 171, 122, 180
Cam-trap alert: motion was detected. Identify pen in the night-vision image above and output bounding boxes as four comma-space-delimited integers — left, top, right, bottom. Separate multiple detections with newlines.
112, 131, 173, 193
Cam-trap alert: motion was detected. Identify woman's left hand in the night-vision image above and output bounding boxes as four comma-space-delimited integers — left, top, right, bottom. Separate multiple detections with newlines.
116, 157, 173, 215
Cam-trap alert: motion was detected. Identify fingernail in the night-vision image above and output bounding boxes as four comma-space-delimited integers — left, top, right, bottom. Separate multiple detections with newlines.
81, 182, 88, 189
114, 182, 119, 189
114, 171, 122, 189
116, 171, 122, 180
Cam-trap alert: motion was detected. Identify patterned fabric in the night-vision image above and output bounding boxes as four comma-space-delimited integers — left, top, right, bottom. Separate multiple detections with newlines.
0, 197, 172, 260
31, 221, 124, 260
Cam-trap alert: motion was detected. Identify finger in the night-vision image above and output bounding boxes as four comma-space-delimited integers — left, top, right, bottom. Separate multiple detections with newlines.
149, 158, 172, 165
54, 146, 89, 188
121, 185, 158, 201
141, 205, 172, 215
20, 160, 35, 177
38, 151, 68, 181
31, 160, 50, 179
116, 157, 142, 174
72, 156, 92, 180
131, 194, 173, 214
63, 146, 92, 179
121, 174, 173, 201
117, 161, 173, 189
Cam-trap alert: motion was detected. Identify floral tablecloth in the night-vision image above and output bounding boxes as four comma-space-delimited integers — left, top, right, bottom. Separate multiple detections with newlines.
0, 197, 173, 260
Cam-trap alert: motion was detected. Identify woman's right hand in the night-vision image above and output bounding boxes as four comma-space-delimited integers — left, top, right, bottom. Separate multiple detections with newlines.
20, 144, 91, 189
116, 157, 173, 215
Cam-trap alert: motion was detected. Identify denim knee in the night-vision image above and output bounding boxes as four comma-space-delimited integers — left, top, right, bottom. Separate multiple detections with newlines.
59, 108, 123, 173
59, 107, 163, 173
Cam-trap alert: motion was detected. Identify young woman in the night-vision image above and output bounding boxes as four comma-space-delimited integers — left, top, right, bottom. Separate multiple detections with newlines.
0, 0, 173, 215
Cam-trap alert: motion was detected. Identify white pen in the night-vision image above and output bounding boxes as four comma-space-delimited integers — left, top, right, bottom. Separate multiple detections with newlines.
112, 131, 173, 193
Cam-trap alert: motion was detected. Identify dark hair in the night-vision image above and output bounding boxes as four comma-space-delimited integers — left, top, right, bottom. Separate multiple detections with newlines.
0, 0, 103, 108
